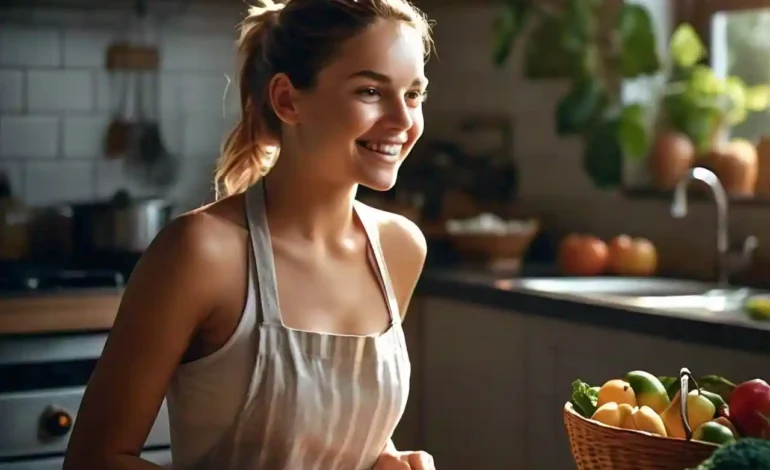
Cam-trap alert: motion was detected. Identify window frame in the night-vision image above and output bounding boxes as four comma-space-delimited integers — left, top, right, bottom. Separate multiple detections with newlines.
676, 0, 770, 52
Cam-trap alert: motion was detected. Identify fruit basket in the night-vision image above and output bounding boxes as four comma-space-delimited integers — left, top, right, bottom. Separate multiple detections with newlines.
564, 368, 762, 470
564, 402, 717, 470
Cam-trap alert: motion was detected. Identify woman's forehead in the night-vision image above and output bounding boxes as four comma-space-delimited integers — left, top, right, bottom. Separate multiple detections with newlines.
321, 19, 426, 84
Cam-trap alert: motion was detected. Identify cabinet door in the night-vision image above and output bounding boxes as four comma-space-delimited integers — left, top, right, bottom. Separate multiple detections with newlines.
392, 298, 425, 451
422, 298, 527, 470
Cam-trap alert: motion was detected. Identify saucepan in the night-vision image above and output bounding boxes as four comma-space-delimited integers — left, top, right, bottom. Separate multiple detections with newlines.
71, 190, 173, 254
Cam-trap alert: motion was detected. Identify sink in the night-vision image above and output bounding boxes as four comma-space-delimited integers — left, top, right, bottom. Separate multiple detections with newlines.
508, 277, 766, 312
512, 277, 718, 297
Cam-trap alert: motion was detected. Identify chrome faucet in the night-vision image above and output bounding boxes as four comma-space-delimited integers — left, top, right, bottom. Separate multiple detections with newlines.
670, 167, 757, 288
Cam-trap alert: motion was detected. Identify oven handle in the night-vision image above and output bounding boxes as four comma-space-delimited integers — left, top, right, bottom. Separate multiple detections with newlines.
0, 333, 109, 366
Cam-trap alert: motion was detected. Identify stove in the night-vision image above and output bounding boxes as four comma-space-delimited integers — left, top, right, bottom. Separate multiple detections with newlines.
0, 261, 171, 468
0, 265, 126, 294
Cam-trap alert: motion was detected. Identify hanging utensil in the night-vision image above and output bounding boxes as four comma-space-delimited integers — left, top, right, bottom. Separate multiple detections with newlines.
124, 0, 178, 189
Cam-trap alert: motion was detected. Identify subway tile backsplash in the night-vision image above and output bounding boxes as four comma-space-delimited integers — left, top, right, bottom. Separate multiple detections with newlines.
0, 4, 243, 210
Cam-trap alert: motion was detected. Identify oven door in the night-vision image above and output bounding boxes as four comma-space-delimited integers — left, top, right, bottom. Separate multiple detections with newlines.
0, 449, 172, 470
0, 333, 172, 468
0, 449, 171, 470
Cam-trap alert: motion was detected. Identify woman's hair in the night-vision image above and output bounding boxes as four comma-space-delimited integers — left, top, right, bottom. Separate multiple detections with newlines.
214, 0, 434, 199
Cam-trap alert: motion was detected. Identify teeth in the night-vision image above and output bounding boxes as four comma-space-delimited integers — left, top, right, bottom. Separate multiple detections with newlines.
360, 141, 401, 156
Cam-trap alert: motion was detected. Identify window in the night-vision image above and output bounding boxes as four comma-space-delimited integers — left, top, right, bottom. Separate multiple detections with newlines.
678, 0, 770, 143
625, 0, 770, 200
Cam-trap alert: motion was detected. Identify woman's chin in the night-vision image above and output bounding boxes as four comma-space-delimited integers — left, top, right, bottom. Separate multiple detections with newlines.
357, 169, 399, 192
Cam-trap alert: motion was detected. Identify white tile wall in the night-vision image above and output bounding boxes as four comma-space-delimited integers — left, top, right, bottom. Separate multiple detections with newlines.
0, 4, 241, 209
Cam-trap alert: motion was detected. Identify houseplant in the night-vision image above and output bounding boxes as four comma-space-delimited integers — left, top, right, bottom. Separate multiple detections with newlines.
493, 0, 662, 189
650, 24, 770, 195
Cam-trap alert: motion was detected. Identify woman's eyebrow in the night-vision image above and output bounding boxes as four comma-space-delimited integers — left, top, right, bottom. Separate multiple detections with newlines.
347, 69, 428, 86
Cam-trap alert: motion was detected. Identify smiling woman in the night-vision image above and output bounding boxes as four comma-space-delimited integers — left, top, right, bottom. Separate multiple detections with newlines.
62, 1, 437, 470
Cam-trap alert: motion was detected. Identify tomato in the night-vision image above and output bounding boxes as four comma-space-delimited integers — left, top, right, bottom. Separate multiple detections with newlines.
729, 378, 770, 439
558, 234, 609, 276
607, 235, 658, 277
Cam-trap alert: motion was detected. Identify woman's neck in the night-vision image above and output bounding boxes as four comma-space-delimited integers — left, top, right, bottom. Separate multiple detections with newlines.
262, 152, 359, 244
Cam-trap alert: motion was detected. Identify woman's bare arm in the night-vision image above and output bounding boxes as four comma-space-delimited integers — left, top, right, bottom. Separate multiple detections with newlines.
63, 212, 241, 470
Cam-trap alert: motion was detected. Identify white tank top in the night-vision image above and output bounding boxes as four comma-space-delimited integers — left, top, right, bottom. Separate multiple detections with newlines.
165, 179, 412, 470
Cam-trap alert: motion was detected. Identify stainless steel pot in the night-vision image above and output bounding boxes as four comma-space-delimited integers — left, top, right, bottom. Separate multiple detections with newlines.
71, 194, 173, 254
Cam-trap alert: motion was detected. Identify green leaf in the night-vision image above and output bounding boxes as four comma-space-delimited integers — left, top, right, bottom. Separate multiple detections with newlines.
618, 103, 649, 160
524, 14, 583, 79
658, 376, 679, 399
555, 78, 607, 135
663, 92, 722, 153
561, 0, 597, 54
744, 85, 770, 111
618, 3, 661, 77
697, 375, 737, 403
492, 3, 528, 67
724, 76, 748, 125
670, 23, 706, 68
583, 117, 623, 189
689, 65, 726, 95
571, 379, 598, 418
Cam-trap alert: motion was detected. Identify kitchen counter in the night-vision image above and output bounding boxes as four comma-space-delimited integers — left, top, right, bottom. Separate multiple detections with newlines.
417, 265, 770, 355
5, 263, 770, 352
0, 288, 123, 335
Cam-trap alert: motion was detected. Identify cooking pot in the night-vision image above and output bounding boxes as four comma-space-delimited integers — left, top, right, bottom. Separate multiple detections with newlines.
71, 192, 173, 254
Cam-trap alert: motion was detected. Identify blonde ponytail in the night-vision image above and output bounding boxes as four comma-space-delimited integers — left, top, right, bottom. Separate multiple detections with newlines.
214, 2, 284, 199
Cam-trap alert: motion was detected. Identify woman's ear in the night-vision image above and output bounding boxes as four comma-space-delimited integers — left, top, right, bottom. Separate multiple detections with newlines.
266, 72, 300, 126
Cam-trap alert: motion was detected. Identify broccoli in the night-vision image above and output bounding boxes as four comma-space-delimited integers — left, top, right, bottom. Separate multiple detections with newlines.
689, 438, 770, 470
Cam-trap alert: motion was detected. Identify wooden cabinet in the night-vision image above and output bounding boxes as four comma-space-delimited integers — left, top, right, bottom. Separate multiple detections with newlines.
421, 298, 527, 470
416, 296, 770, 470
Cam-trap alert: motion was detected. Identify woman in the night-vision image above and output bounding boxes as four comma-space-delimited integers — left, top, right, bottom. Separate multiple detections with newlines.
63, 0, 434, 469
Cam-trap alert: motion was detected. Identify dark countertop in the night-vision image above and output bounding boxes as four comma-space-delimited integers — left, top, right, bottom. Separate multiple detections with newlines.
417, 264, 770, 355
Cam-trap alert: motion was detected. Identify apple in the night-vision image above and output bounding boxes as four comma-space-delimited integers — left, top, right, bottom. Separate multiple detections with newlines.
607, 235, 658, 277
729, 378, 770, 439
558, 234, 609, 276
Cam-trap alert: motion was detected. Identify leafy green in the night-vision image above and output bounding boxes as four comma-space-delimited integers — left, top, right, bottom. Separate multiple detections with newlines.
618, 103, 649, 160
561, 0, 596, 54
571, 379, 599, 418
524, 13, 583, 79
618, 3, 661, 77
687, 438, 770, 470
492, 2, 530, 67
657, 375, 736, 402
670, 23, 706, 68
658, 375, 679, 399
699, 375, 737, 403
556, 78, 607, 135
583, 117, 623, 189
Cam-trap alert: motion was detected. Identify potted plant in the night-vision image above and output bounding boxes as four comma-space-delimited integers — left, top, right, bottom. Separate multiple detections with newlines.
649, 24, 770, 196
493, 0, 663, 189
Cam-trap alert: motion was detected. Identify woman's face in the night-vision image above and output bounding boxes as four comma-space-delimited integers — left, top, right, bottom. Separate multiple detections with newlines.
292, 18, 428, 192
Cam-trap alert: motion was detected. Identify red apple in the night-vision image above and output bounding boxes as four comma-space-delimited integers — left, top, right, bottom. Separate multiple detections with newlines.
558, 234, 609, 276
606, 235, 658, 277
729, 378, 770, 439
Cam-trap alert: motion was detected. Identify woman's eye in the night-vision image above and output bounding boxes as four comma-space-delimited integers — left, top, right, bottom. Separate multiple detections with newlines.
406, 90, 427, 102
357, 88, 380, 99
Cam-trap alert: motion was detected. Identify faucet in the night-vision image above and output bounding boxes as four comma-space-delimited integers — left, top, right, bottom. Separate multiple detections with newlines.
670, 167, 757, 289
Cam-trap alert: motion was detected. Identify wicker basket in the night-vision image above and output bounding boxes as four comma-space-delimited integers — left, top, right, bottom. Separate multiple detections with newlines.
563, 369, 723, 470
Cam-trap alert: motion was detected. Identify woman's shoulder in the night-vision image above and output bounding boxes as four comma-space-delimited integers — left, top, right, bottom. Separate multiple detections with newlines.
356, 202, 427, 315
137, 194, 249, 283
357, 202, 427, 261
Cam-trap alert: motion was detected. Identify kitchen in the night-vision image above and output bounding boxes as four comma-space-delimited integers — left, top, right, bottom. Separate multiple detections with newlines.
2, 0, 770, 469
